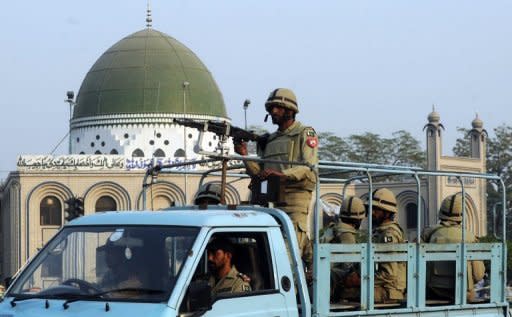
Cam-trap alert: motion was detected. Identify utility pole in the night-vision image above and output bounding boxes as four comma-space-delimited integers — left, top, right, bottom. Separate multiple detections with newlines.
65, 91, 76, 154
243, 99, 250, 129
182, 81, 190, 203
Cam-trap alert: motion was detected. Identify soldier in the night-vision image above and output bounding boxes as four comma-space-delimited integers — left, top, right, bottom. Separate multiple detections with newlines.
368, 188, 406, 304
194, 183, 222, 205
206, 237, 252, 297
328, 196, 366, 301
421, 193, 485, 302
234, 88, 318, 269
100, 240, 145, 296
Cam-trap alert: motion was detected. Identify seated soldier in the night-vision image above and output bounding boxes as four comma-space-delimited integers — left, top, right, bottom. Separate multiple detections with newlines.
206, 237, 251, 297
328, 196, 366, 302
100, 240, 145, 296
421, 193, 485, 302
368, 188, 406, 304
194, 183, 222, 205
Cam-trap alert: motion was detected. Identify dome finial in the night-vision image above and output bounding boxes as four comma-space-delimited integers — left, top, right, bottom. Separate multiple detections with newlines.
146, 0, 153, 28
428, 104, 440, 123
472, 112, 483, 129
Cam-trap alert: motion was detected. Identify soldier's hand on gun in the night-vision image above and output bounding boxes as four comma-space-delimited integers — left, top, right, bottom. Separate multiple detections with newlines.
258, 168, 285, 180
234, 141, 248, 156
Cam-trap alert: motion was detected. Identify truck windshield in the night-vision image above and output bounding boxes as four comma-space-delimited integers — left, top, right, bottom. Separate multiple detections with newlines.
7, 225, 199, 302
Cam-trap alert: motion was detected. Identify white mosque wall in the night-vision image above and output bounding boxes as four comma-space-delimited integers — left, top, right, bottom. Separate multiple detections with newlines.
69, 118, 234, 158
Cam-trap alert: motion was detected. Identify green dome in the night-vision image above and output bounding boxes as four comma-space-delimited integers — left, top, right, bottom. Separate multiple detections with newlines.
73, 28, 227, 119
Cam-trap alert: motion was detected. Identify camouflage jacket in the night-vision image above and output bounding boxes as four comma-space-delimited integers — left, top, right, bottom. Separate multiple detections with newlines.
245, 121, 318, 192
209, 266, 252, 297
373, 221, 406, 299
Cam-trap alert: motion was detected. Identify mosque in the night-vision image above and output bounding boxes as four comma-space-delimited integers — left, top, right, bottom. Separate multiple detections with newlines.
0, 10, 488, 282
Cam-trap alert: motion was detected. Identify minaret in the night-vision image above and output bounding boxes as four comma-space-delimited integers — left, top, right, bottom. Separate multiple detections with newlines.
424, 106, 444, 226
469, 114, 487, 236
469, 114, 487, 162
424, 106, 444, 170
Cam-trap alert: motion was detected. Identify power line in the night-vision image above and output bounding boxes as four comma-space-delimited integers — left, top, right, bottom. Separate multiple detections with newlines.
50, 132, 69, 155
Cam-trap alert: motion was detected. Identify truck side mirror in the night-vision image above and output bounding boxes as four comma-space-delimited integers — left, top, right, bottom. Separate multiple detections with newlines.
188, 280, 212, 312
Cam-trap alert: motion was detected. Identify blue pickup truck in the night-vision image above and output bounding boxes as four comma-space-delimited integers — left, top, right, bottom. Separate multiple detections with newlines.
0, 160, 508, 317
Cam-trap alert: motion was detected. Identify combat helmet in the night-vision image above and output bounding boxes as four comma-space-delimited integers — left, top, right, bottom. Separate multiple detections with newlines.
340, 196, 366, 220
365, 188, 398, 213
265, 88, 299, 113
194, 183, 222, 205
439, 193, 464, 222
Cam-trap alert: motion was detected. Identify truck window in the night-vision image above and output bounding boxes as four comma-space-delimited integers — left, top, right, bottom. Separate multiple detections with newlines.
180, 231, 276, 314
7, 226, 199, 303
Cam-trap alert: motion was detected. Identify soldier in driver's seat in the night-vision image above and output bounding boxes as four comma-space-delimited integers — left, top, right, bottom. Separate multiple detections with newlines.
206, 237, 251, 297
100, 241, 144, 293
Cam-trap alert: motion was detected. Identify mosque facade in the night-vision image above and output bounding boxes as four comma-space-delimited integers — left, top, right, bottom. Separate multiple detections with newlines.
0, 21, 487, 281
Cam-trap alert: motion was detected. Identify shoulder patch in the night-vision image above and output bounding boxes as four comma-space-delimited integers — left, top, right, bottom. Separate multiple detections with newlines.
304, 127, 318, 148
305, 128, 317, 137
306, 136, 318, 148
243, 284, 251, 291
384, 235, 394, 243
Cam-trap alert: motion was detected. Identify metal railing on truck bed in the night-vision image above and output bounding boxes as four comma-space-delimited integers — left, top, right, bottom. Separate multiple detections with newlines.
313, 161, 508, 317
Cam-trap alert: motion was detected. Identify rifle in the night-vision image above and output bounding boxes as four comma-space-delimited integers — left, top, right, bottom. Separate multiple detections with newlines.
173, 118, 267, 147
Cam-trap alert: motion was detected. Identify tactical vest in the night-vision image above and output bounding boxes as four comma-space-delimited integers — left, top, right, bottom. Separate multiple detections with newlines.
260, 121, 315, 191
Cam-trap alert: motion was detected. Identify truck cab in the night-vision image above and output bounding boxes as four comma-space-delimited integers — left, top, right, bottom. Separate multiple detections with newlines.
0, 207, 305, 317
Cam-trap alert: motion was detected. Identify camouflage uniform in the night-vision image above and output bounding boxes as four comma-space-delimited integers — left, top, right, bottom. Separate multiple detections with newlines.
331, 221, 359, 301
245, 120, 318, 265
333, 222, 357, 244
209, 265, 252, 297
422, 221, 485, 301
373, 221, 406, 303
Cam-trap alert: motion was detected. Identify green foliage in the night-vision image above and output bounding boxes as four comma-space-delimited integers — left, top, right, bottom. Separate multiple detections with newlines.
318, 132, 350, 161
389, 130, 425, 167
452, 127, 471, 157
318, 130, 425, 167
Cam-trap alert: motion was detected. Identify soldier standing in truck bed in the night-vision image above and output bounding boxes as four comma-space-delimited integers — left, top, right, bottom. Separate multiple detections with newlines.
234, 88, 318, 269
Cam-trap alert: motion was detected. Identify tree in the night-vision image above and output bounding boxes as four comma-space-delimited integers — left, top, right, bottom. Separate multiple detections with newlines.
317, 130, 425, 167
346, 132, 390, 164
317, 132, 350, 161
452, 127, 471, 157
388, 130, 425, 167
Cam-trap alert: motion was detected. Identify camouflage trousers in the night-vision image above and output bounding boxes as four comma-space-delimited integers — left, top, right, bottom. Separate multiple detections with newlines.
281, 191, 313, 269
374, 286, 404, 304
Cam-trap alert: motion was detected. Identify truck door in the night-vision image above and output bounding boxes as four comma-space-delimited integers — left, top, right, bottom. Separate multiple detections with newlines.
178, 229, 292, 317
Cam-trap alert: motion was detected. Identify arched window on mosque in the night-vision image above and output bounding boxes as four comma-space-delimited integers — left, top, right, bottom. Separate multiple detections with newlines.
174, 148, 185, 157
110, 149, 119, 154
153, 149, 166, 157
132, 149, 144, 157
406, 202, 418, 229
40, 196, 62, 226
95, 196, 117, 212
150, 195, 174, 211
94, 150, 102, 155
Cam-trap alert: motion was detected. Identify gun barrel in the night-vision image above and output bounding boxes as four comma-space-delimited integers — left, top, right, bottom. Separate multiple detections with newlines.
174, 118, 260, 142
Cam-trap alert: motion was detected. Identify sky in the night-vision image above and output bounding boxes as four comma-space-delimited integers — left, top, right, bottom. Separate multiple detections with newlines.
1, 1, 511, 179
